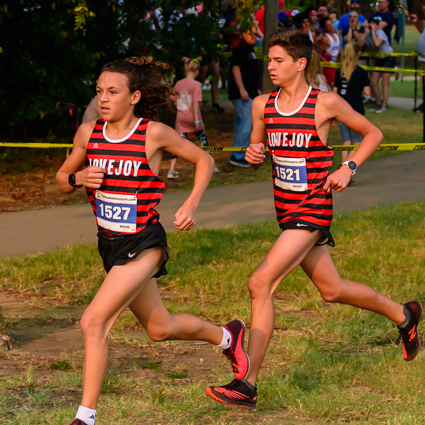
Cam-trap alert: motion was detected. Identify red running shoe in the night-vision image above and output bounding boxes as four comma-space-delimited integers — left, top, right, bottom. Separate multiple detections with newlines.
222, 319, 250, 380
397, 301, 423, 361
206, 378, 257, 409
69, 420, 87, 425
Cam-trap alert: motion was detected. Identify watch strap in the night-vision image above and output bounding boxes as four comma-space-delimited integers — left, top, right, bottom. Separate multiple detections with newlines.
68, 173, 83, 188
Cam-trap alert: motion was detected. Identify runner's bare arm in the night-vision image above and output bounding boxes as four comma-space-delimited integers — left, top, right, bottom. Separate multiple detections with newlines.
56, 121, 105, 193
146, 121, 214, 231
246, 94, 268, 170
317, 92, 383, 192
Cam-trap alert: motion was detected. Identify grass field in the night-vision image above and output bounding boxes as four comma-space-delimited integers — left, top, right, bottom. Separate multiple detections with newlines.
386, 79, 422, 99
1, 200, 425, 424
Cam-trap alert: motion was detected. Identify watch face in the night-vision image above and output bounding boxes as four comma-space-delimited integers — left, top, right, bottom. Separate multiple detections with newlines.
347, 161, 356, 171
69, 173, 76, 186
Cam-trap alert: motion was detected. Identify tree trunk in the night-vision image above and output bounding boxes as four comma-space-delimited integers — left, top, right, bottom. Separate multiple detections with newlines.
0, 308, 19, 351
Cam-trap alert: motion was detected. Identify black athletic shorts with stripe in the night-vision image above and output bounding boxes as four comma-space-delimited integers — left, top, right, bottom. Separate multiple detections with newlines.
97, 222, 171, 277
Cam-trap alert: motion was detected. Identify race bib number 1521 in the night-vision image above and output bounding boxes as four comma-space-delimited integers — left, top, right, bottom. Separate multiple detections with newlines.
273, 156, 308, 192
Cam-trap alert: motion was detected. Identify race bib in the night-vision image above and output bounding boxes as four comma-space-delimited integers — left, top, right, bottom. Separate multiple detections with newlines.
273, 156, 308, 192
95, 191, 137, 233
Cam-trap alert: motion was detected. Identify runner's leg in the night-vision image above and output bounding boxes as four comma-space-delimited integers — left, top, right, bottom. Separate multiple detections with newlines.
79, 247, 165, 409
300, 244, 405, 323
128, 277, 223, 342
245, 229, 323, 386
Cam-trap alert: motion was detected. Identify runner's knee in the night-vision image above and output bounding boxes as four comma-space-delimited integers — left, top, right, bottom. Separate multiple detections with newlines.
147, 317, 174, 342
319, 285, 342, 303
247, 272, 273, 297
80, 312, 109, 341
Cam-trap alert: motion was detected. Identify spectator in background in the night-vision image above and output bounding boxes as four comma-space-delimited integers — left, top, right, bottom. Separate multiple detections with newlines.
363, 16, 395, 113
329, 9, 339, 31
317, 5, 329, 22
167, 57, 220, 179
228, 25, 259, 167
278, 1, 288, 29
294, 12, 315, 44
222, 0, 240, 50
198, 4, 226, 113
318, 17, 340, 88
343, 11, 366, 45
333, 42, 370, 184
408, 13, 424, 112
338, 0, 366, 48
308, 8, 318, 27
316, 5, 329, 37
255, 0, 287, 39
411, 13, 425, 62
286, 9, 300, 28
254, 4, 265, 38
82, 96, 101, 123
368, 0, 395, 45
307, 8, 321, 45
200, 57, 225, 113
169, 57, 221, 178
306, 50, 330, 92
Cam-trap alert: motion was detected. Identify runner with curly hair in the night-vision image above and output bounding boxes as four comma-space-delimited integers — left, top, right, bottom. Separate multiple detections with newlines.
56, 56, 249, 425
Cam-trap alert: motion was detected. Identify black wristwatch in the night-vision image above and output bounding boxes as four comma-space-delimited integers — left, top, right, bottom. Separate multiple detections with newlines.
342, 161, 357, 175
68, 172, 83, 188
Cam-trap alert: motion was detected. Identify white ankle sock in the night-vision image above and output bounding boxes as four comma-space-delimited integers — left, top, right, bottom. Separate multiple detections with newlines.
218, 327, 232, 349
75, 405, 96, 425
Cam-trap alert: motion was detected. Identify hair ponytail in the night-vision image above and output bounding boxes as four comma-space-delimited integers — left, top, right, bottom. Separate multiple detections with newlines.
182, 56, 202, 74
101, 56, 176, 119
340, 42, 360, 82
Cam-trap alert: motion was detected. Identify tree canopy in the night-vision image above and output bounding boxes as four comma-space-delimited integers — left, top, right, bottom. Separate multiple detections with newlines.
0, 0, 224, 141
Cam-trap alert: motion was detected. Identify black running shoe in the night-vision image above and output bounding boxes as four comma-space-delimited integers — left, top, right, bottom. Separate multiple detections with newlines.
397, 301, 423, 361
206, 378, 257, 408
69, 420, 88, 425
222, 319, 250, 380
211, 103, 225, 113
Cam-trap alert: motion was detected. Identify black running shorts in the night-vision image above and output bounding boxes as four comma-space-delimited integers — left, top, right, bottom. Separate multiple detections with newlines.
279, 220, 335, 247
97, 222, 171, 277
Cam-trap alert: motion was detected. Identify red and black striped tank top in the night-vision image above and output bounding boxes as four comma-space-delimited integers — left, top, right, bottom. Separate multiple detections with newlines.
265, 87, 334, 230
86, 118, 165, 236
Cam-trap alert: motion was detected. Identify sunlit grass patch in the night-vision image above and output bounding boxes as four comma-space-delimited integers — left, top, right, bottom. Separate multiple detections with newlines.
1, 201, 425, 423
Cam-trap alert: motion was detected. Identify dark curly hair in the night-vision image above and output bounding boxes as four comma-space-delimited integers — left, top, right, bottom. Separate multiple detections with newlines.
101, 57, 176, 119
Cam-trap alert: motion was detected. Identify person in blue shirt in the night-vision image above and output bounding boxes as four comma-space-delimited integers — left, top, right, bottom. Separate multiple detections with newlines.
337, 0, 365, 48
368, 0, 395, 45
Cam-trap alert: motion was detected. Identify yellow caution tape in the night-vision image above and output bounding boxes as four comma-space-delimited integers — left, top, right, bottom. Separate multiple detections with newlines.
203, 144, 425, 152
0, 142, 73, 148
360, 52, 418, 57
320, 61, 425, 74
360, 65, 423, 74
2, 143, 423, 151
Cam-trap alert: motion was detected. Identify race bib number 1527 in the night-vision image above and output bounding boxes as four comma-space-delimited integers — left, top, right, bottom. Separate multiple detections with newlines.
95, 191, 137, 233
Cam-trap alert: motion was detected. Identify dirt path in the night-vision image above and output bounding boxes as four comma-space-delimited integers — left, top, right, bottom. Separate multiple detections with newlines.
1, 150, 424, 258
